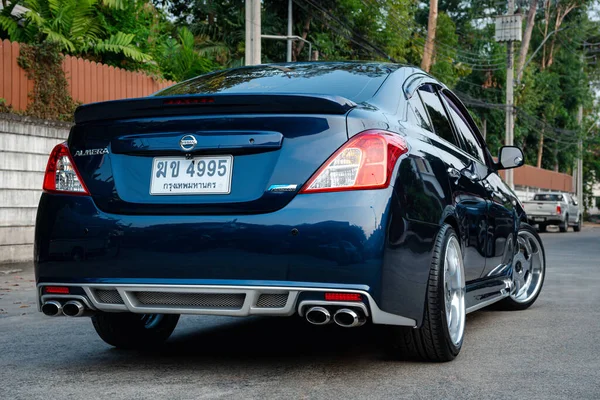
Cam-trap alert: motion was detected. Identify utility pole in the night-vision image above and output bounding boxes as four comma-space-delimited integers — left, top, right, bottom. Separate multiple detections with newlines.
287, 0, 293, 62
495, 0, 521, 189
576, 52, 584, 208
505, 0, 515, 189
245, 0, 261, 66
577, 106, 583, 208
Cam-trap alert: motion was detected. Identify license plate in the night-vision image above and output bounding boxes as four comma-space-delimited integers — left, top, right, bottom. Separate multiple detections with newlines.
150, 156, 233, 195
534, 217, 546, 222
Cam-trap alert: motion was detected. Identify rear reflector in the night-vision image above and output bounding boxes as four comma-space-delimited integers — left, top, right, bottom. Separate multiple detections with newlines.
325, 293, 362, 302
300, 130, 408, 193
44, 286, 70, 294
43, 143, 90, 195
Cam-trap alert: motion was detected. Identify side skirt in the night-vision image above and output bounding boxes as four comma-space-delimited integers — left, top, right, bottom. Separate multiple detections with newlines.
465, 276, 512, 314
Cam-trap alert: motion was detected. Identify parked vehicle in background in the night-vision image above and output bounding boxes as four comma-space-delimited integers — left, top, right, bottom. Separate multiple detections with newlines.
523, 192, 581, 232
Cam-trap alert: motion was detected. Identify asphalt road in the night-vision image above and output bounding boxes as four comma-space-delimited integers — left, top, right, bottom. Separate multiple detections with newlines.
1, 227, 599, 399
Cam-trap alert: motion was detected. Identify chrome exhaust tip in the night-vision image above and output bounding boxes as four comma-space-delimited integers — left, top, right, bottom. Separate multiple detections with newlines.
62, 300, 85, 317
333, 308, 366, 328
41, 300, 63, 317
305, 306, 331, 325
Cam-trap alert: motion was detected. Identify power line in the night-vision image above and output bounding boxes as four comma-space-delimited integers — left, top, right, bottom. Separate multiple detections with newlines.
362, 0, 507, 66
299, 0, 398, 61
293, 0, 386, 60
454, 90, 582, 144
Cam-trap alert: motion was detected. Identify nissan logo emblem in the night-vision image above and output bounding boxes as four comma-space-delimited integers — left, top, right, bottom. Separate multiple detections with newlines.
179, 135, 197, 151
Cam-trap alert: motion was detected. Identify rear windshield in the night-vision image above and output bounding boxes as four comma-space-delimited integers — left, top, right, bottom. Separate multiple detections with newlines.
155, 63, 393, 103
533, 194, 563, 201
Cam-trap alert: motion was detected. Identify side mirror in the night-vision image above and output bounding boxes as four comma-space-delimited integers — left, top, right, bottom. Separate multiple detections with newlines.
497, 146, 524, 170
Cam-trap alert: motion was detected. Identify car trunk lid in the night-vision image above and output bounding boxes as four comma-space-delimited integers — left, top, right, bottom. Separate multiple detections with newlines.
68, 94, 352, 215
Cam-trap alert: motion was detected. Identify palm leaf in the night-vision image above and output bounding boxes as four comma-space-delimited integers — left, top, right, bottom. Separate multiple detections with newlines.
0, 1, 25, 41
100, 0, 125, 10
95, 32, 152, 62
42, 28, 76, 52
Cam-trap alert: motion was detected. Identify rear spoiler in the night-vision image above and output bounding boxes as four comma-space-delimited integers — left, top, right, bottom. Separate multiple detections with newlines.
74, 93, 357, 124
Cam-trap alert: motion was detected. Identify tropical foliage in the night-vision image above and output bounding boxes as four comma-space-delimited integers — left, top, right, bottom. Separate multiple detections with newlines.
1, 0, 152, 64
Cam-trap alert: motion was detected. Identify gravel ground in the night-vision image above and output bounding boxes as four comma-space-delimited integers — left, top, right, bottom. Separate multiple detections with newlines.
1, 227, 599, 399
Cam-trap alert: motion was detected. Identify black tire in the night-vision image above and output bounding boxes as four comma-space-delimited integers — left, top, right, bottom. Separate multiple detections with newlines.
573, 215, 582, 232
559, 215, 568, 232
497, 223, 546, 311
537, 224, 547, 233
386, 224, 464, 362
92, 312, 179, 349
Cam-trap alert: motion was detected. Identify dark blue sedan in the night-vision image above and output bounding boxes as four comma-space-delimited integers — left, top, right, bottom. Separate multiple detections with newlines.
35, 62, 545, 362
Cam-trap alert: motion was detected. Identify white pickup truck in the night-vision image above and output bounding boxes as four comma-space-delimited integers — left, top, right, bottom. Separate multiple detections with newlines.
523, 192, 582, 233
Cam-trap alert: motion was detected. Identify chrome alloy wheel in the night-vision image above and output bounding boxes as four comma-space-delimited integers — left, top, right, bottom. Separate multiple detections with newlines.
444, 236, 465, 346
511, 230, 545, 303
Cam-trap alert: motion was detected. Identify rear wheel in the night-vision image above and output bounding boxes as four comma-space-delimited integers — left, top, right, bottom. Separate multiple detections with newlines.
573, 215, 582, 232
559, 215, 568, 232
498, 223, 545, 311
386, 224, 465, 362
92, 312, 179, 349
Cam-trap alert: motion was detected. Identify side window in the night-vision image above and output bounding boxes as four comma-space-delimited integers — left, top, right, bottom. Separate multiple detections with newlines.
418, 85, 459, 147
407, 92, 433, 132
441, 91, 486, 162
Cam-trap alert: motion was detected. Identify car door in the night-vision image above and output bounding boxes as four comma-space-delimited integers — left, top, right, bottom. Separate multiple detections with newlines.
438, 89, 516, 279
418, 84, 489, 282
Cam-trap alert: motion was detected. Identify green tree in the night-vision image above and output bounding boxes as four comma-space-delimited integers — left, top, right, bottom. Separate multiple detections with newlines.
1, 0, 151, 64
157, 27, 219, 81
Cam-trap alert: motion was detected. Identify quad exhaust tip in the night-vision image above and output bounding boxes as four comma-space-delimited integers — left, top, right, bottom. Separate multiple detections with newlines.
62, 300, 85, 317
333, 308, 366, 328
41, 300, 63, 317
305, 306, 331, 325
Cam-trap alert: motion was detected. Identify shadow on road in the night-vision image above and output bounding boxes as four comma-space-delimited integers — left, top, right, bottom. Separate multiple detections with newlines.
95, 311, 497, 366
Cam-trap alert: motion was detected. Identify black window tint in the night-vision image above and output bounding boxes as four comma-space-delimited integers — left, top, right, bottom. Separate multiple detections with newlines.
407, 93, 433, 132
155, 63, 394, 103
442, 92, 486, 162
418, 85, 459, 147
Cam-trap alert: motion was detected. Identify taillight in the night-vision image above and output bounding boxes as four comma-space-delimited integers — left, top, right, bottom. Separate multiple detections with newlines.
300, 130, 408, 193
43, 143, 90, 195
556, 204, 562, 214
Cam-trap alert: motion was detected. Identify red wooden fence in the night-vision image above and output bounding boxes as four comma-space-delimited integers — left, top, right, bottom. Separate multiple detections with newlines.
0, 39, 175, 111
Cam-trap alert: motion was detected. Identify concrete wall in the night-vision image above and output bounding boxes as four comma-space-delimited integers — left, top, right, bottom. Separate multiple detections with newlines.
0, 113, 71, 264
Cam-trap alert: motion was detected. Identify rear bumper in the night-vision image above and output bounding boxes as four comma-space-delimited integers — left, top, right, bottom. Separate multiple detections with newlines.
37, 282, 416, 326
35, 189, 438, 326
527, 214, 564, 224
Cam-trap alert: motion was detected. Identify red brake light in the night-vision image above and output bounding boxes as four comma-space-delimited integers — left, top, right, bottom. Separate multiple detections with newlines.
300, 130, 408, 193
163, 97, 214, 105
556, 205, 562, 214
324, 293, 362, 302
43, 143, 90, 195
44, 286, 70, 294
